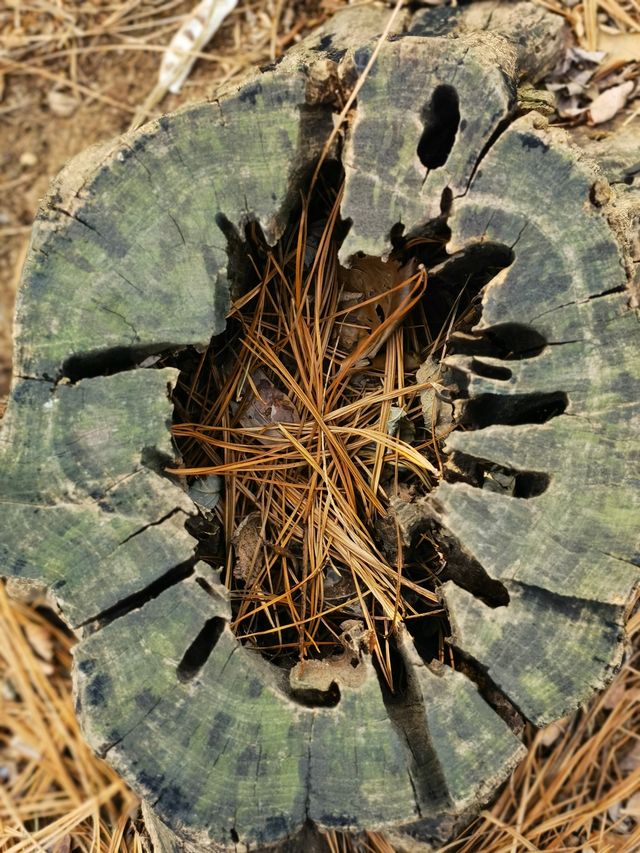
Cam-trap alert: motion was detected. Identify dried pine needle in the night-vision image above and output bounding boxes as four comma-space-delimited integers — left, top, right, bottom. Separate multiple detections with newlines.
169, 173, 456, 688
0, 584, 141, 851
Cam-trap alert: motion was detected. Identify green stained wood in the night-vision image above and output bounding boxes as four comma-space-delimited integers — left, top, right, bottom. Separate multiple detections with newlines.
75, 568, 416, 847
1, 2, 638, 850
427, 115, 639, 722
395, 630, 525, 814
442, 581, 625, 726
14, 68, 334, 381
0, 370, 195, 625
307, 662, 418, 831
339, 34, 517, 260
446, 116, 628, 325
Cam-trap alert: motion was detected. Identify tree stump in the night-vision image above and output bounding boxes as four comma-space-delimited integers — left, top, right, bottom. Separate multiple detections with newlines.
1, 2, 639, 851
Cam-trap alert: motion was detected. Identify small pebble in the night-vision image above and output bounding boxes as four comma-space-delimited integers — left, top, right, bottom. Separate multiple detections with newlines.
19, 152, 37, 168
48, 90, 78, 117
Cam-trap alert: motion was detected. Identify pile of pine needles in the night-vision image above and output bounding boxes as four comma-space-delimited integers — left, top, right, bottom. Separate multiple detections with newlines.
169, 175, 458, 687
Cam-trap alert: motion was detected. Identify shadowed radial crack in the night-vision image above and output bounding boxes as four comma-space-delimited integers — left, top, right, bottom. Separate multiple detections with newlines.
117, 507, 188, 546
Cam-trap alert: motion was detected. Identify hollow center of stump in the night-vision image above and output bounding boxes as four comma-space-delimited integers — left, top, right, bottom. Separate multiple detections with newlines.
169, 166, 494, 688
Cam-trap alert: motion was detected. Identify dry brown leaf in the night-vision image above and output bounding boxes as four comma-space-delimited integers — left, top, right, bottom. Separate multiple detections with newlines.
232, 512, 264, 584
588, 80, 635, 124
598, 31, 640, 62
337, 256, 416, 357
239, 372, 300, 439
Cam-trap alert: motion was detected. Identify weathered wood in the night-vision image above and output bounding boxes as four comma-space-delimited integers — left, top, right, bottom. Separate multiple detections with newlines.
0, 371, 195, 625
74, 567, 523, 849
1, 2, 638, 851
14, 68, 333, 381
432, 114, 640, 725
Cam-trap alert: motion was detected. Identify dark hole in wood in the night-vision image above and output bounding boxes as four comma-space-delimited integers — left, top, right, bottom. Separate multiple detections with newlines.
62, 343, 174, 383
289, 680, 341, 708
402, 611, 444, 668
433, 522, 510, 609
404, 242, 514, 353
77, 558, 196, 631
417, 84, 461, 171
462, 391, 568, 428
230, 828, 239, 843
393, 217, 450, 267
446, 450, 550, 501
440, 186, 453, 216
186, 515, 226, 565
389, 221, 406, 247
177, 616, 226, 682
449, 322, 547, 360
141, 444, 179, 478
195, 575, 218, 596
470, 359, 512, 381
513, 471, 550, 498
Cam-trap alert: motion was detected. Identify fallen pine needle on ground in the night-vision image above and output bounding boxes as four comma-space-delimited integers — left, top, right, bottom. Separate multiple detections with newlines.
0, 583, 142, 851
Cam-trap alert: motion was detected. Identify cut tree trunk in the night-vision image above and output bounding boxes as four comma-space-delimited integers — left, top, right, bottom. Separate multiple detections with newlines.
1, 2, 639, 851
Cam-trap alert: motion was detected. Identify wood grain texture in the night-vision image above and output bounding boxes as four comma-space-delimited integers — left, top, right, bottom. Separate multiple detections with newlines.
339, 33, 517, 259
0, 371, 196, 626
1, 2, 637, 849
13, 68, 334, 381
431, 115, 639, 725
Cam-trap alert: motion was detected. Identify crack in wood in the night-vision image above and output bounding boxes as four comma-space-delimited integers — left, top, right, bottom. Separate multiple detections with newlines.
117, 507, 188, 547
100, 696, 163, 758
75, 556, 197, 631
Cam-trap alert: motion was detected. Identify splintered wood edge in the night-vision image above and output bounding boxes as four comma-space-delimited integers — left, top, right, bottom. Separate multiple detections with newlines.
1, 2, 638, 850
